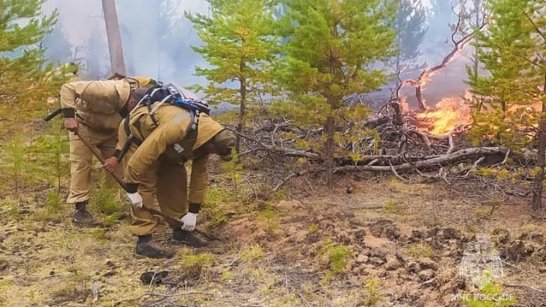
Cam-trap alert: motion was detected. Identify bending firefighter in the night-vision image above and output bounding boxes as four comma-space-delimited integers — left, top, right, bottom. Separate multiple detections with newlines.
60, 77, 157, 225
103, 87, 236, 258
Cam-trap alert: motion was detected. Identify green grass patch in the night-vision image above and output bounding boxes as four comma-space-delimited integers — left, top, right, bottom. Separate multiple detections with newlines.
220, 269, 234, 283
92, 176, 125, 226
405, 242, 435, 258
319, 240, 352, 281
0, 197, 20, 219
34, 191, 64, 222
364, 278, 382, 306
240, 244, 266, 262
202, 185, 235, 227
182, 253, 215, 268
384, 198, 401, 214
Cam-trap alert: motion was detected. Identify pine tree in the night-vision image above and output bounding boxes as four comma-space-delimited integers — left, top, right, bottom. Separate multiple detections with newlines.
426, 0, 458, 59
186, 0, 278, 152
468, 0, 545, 211
275, 0, 398, 186
465, 0, 487, 97
0, 0, 64, 130
394, 0, 427, 73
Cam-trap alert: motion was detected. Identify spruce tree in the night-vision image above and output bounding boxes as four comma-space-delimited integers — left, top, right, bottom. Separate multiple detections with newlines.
275, 0, 398, 186
186, 0, 278, 152
468, 0, 545, 211
0, 0, 64, 130
394, 0, 427, 73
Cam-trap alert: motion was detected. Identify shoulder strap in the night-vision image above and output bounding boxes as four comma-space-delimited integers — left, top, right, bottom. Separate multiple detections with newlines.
187, 111, 198, 137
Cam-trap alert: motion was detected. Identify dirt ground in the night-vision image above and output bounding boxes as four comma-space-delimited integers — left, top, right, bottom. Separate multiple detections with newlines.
0, 175, 545, 307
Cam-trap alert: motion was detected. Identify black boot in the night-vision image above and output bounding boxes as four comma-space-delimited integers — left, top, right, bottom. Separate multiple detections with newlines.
73, 202, 96, 226
172, 228, 209, 247
136, 235, 175, 259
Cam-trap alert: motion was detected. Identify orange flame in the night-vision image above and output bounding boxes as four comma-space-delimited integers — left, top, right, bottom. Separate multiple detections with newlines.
417, 97, 471, 135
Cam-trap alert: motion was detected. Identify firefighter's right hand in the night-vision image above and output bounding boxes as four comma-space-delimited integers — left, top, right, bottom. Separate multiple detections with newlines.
64, 118, 79, 133
102, 157, 119, 173
125, 192, 143, 208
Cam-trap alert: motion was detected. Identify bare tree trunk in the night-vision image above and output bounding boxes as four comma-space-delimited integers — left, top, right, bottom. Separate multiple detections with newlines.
324, 114, 335, 188
236, 63, 246, 154
415, 85, 425, 112
474, 0, 480, 79
102, 0, 126, 75
531, 73, 546, 212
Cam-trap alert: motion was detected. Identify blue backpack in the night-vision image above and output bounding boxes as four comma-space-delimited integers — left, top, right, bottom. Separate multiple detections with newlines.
142, 83, 210, 116
116, 84, 210, 160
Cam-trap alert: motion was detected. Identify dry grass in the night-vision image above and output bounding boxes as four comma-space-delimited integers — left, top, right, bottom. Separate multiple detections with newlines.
0, 176, 543, 306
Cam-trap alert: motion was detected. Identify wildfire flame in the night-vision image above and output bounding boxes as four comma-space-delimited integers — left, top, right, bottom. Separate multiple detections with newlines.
417, 97, 471, 135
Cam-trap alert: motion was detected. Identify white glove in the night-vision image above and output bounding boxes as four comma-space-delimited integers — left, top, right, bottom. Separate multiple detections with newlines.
125, 192, 143, 208
180, 212, 198, 231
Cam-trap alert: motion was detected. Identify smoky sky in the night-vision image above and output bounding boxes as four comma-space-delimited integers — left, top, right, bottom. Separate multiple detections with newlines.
42, 0, 209, 86
41, 0, 470, 108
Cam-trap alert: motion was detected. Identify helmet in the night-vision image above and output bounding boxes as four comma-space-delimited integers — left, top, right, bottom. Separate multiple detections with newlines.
210, 130, 237, 161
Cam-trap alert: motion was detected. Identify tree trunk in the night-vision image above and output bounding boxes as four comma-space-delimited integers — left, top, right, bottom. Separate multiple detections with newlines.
324, 114, 335, 188
473, 0, 480, 79
416, 86, 426, 112
237, 64, 246, 154
102, 0, 126, 75
531, 73, 546, 212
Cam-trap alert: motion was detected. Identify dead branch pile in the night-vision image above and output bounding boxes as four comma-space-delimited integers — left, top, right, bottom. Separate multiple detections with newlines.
233, 103, 508, 189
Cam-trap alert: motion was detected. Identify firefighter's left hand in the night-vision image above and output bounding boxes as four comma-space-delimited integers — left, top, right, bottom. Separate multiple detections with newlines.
180, 212, 198, 231
102, 156, 119, 173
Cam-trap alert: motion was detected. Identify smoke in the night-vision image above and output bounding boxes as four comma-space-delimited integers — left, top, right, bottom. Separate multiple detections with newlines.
362, 0, 477, 110
42, 0, 474, 109
42, 0, 209, 86
413, 0, 482, 108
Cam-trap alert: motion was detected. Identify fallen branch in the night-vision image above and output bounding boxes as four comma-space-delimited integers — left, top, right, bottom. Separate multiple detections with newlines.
413, 130, 432, 148
273, 169, 324, 191
229, 128, 321, 160
334, 147, 507, 173
234, 127, 439, 164
447, 133, 455, 154
472, 156, 485, 170
389, 161, 408, 182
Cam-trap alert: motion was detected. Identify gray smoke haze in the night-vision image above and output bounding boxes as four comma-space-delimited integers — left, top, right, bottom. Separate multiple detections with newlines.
361, 0, 476, 110
42, 0, 209, 87
42, 0, 472, 108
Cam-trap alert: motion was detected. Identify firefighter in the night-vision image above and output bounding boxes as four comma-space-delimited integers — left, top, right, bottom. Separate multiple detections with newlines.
102, 88, 236, 258
60, 77, 156, 225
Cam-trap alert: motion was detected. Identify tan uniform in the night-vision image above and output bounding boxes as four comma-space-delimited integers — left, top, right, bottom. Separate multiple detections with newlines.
61, 78, 155, 204
119, 104, 224, 235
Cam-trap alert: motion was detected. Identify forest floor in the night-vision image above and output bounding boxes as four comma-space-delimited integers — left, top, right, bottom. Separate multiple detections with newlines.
1, 172, 545, 307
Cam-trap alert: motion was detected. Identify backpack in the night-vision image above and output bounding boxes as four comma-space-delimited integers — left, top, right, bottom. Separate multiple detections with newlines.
141, 83, 210, 115
116, 84, 209, 161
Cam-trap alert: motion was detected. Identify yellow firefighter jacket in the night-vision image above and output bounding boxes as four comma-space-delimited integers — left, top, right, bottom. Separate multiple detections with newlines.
59, 77, 156, 131
122, 104, 224, 204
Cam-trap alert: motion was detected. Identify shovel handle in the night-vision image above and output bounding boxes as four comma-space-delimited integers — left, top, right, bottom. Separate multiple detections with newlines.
74, 131, 128, 192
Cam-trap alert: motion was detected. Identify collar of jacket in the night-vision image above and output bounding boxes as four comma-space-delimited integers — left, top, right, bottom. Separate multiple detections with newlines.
193, 113, 224, 151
